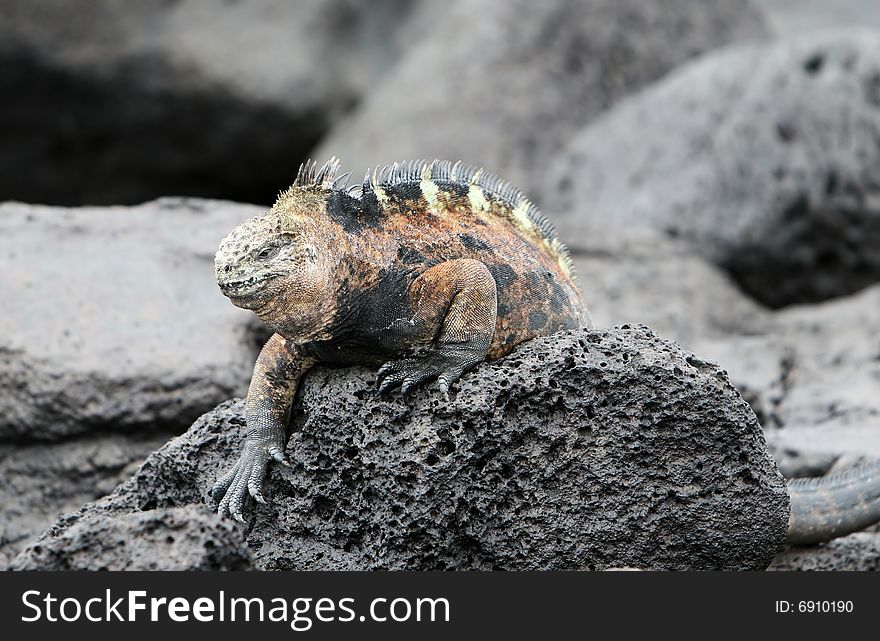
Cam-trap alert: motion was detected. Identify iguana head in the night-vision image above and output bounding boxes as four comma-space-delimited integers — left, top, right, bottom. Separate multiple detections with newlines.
215, 188, 343, 341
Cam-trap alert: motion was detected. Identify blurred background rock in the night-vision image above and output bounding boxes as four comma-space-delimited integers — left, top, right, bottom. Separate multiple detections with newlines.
1, 0, 878, 569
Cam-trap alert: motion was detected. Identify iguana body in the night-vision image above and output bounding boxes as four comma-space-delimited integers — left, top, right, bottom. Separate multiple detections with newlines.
211, 157, 880, 547
211, 158, 589, 520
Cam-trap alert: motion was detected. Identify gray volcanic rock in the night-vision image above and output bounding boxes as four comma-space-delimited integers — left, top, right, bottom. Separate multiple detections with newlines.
313, 0, 767, 196
571, 225, 769, 347
11, 506, 253, 571
0, 198, 263, 441
11, 327, 789, 571
567, 228, 876, 476
760, 0, 880, 36
545, 30, 880, 308
694, 284, 880, 464
0, 0, 435, 205
769, 533, 880, 571
0, 433, 172, 568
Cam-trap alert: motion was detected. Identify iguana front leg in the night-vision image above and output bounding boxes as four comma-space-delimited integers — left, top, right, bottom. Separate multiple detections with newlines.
377, 258, 497, 396
212, 333, 315, 521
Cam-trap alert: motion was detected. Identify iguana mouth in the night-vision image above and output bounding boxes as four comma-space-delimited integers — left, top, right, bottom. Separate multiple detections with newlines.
218, 272, 278, 298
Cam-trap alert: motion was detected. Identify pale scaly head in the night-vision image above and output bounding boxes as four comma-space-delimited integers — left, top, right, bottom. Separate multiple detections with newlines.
214, 158, 349, 341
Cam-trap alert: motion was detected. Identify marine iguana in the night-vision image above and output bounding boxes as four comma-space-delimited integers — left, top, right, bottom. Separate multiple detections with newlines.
211, 158, 589, 522
211, 157, 880, 548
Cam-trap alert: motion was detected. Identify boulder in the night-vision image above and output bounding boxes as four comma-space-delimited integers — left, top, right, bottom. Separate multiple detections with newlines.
760, 0, 880, 36
694, 284, 880, 462
769, 532, 880, 571
0, 433, 171, 568
568, 222, 880, 484
11, 506, 253, 571
0, 0, 435, 205
312, 0, 767, 196
545, 30, 880, 308
11, 326, 789, 571
572, 225, 769, 347
0, 198, 263, 441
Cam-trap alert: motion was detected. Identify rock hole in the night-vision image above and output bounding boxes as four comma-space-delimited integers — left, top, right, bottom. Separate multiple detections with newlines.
437, 439, 456, 456
815, 249, 837, 268
824, 171, 839, 195
803, 53, 825, 75
866, 72, 880, 107
314, 496, 335, 519
776, 122, 796, 143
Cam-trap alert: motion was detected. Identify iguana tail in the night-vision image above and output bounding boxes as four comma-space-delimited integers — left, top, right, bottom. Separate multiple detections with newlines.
786, 459, 880, 545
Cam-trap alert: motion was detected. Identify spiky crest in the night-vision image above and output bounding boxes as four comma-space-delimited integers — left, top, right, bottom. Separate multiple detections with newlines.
361, 159, 577, 284
279, 158, 578, 284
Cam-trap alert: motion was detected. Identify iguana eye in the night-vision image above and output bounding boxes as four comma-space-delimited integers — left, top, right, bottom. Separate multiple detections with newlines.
255, 244, 281, 261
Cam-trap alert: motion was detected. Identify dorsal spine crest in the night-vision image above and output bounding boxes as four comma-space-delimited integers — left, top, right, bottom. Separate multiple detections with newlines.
283, 158, 578, 284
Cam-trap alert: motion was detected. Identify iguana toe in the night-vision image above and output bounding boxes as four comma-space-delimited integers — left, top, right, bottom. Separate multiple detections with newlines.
269, 445, 290, 466
377, 356, 440, 394
211, 461, 239, 502
377, 351, 477, 396
213, 440, 278, 521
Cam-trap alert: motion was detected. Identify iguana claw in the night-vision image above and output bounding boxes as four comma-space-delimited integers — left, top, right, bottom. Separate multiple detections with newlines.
376, 350, 475, 397
212, 438, 278, 522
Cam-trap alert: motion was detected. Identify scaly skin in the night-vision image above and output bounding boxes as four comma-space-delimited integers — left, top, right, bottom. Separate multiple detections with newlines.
786, 459, 880, 545
211, 158, 591, 521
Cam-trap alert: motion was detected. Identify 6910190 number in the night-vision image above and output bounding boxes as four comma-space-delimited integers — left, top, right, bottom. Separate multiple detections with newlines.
798, 601, 853, 613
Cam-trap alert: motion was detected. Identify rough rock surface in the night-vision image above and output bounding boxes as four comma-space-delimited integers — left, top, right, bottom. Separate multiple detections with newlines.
11, 327, 789, 571
769, 533, 880, 571
0, 0, 436, 205
0, 433, 173, 568
564, 222, 880, 481
571, 225, 770, 347
0, 198, 263, 441
694, 284, 880, 463
312, 0, 767, 196
545, 30, 880, 308
11, 506, 253, 571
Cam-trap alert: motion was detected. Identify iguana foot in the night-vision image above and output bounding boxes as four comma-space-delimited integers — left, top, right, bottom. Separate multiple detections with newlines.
377, 259, 495, 397
376, 347, 481, 397
211, 439, 289, 522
